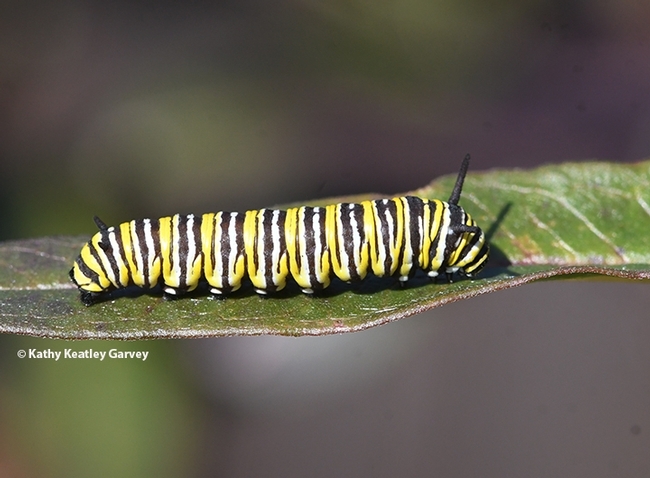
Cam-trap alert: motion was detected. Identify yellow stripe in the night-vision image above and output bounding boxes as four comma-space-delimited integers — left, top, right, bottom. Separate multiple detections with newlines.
73, 263, 104, 292
118, 222, 140, 286
448, 215, 475, 266
244, 209, 265, 289
78, 243, 109, 290
448, 238, 466, 265
428, 200, 448, 272
75, 241, 109, 291
398, 197, 413, 277
159, 216, 174, 288
243, 210, 257, 275
370, 201, 384, 276
465, 247, 488, 273
325, 204, 341, 279
449, 215, 486, 271
201, 213, 216, 286
285, 207, 308, 288
131, 221, 148, 287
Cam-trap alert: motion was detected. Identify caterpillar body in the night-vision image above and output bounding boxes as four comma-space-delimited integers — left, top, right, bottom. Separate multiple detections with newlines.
70, 155, 489, 306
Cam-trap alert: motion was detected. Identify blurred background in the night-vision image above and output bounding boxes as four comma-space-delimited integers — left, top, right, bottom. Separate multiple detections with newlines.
1, 0, 650, 476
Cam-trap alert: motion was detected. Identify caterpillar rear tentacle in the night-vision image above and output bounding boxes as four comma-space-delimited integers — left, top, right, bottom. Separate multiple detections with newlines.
70, 156, 489, 305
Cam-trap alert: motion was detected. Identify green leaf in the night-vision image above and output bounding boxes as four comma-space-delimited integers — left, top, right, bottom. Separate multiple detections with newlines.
2, 160, 650, 339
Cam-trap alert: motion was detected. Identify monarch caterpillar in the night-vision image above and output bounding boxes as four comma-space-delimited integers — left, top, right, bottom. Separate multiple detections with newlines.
70, 155, 489, 305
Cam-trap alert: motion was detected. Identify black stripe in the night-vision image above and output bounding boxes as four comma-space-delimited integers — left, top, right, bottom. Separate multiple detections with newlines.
464, 242, 489, 274
442, 204, 464, 268
291, 209, 302, 274
177, 215, 188, 288
393, 199, 407, 275
262, 209, 275, 290
151, 219, 162, 280
338, 203, 360, 281
386, 200, 398, 274
75, 256, 102, 288
101, 229, 123, 286
377, 199, 398, 274
301, 207, 316, 286
251, 210, 262, 276
88, 239, 110, 286
193, 214, 202, 270
133, 220, 150, 288
429, 201, 445, 272
116, 227, 131, 286
456, 218, 482, 263
404, 196, 423, 276
126, 222, 139, 285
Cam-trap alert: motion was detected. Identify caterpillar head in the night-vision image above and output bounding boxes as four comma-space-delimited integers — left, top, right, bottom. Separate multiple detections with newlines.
445, 213, 489, 277
69, 217, 116, 305
443, 154, 489, 277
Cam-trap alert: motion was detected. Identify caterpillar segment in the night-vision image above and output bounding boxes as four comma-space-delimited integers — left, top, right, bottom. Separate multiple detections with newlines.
70, 155, 489, 305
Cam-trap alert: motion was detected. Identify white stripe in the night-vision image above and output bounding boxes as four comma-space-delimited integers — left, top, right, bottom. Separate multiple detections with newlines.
431, 206, 451, 272
143, 219, 156, 282
108, 230, 127, 286
313, 209, 322, 280
271, 209, 281, 284
337, 205, 350, 278
96, 240, 117, 286
228, 213, 238, 279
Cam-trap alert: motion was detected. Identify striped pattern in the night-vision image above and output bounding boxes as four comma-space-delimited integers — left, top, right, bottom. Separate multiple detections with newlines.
70, 196, 488, 305
70, 155, 489, 305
